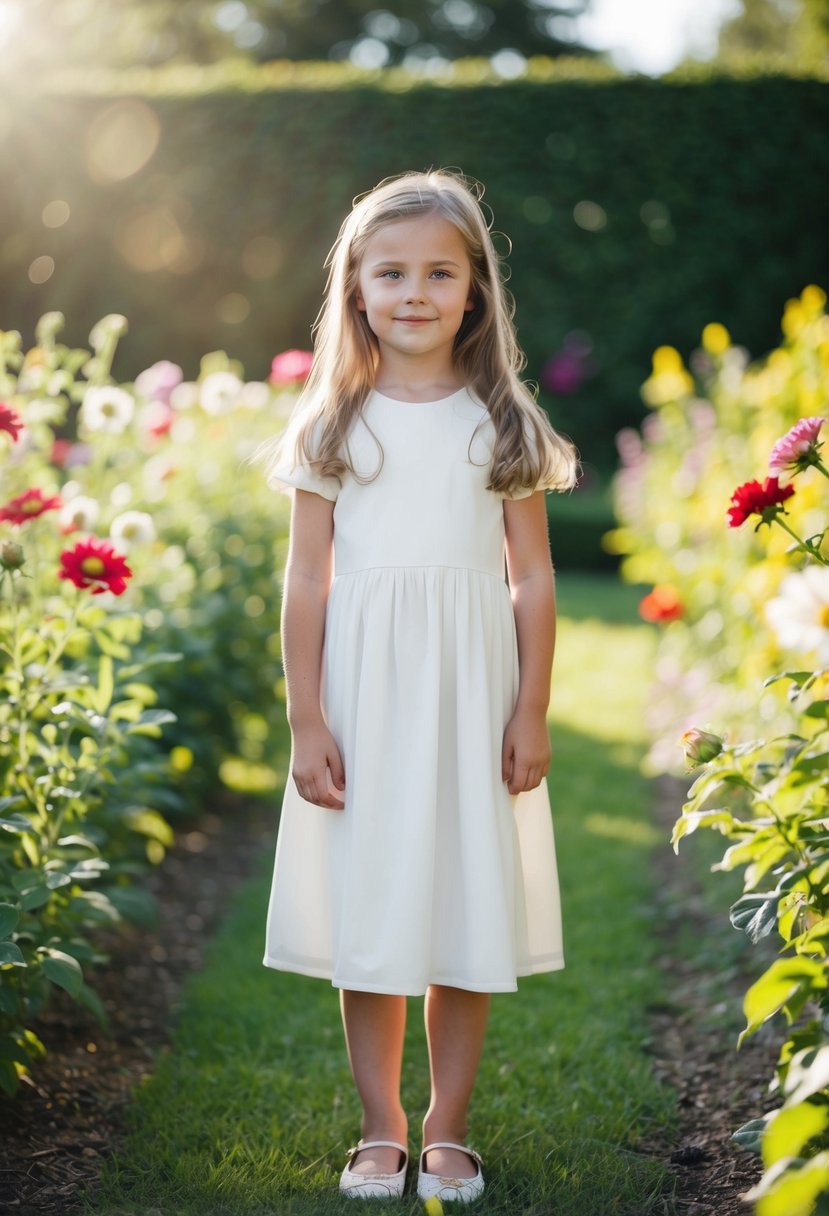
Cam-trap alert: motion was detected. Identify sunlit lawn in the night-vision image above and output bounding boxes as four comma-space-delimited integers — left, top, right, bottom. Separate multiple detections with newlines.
87, 572, 678, 1216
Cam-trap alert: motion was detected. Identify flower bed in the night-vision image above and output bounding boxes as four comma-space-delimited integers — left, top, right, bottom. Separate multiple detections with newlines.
0, 312, 300, 1094
612, 286, 829, 1214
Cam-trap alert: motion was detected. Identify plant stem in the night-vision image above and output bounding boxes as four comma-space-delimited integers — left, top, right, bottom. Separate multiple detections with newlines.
774, 515, 829, 564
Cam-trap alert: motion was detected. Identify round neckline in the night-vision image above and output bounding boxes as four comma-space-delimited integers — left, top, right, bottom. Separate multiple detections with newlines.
371, 386, 468, 406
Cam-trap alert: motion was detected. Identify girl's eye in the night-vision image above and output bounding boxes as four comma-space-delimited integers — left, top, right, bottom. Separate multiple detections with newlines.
431, 270, 449, 279
380, 270, 401, 279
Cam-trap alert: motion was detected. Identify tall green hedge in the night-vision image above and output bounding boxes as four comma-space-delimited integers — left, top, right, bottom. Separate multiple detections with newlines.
2, 60, 828, 470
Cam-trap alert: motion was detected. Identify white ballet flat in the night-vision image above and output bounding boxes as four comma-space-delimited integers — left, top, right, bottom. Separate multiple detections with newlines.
417, 1141, 485, 1204
339, 1138, 408, 1199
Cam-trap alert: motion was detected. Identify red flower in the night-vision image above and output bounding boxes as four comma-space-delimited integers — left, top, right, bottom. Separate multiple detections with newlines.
58, 538, 132, 595
727, 477, 794, 528
269, 349, 313, 385
639, 585, 683, 623
0, 488, 62, 525
147, 403, 174, 437
0, 403, 23, 442
50, 439, 73, 467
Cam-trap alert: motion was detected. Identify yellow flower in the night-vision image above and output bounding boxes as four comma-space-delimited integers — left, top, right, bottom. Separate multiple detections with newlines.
652, 346, 683, 375
702, 322, 730, 355
782, 298, 805, 339
641, 346, 694, 406
801, 284, 827, 316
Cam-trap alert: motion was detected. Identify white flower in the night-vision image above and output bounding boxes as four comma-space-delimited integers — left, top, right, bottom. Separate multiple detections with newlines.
59, 495, 99, 533
199, 371, 243, 415
110, 481, 133, 509
169, 381, 200, 411
89, 314, 128, 351
110, 510, 155, 549
80, 385, 134, 434
238, 380, 271, 411
766, 567, 829, 660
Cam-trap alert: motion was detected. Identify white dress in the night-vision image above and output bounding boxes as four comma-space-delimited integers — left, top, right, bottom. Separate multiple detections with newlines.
262, 387, 564, 995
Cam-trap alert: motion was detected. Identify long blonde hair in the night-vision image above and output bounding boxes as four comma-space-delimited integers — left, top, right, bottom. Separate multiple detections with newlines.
257, 169, 579, 495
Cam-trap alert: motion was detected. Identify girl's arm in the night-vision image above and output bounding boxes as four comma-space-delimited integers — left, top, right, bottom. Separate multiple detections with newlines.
502, 491, 556, 795
281, 489, 345, 809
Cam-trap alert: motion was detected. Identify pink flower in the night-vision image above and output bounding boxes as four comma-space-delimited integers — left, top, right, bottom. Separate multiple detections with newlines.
269, 349, 313, 385
769, 416, 827, 473
134, 360, 183, 405
0, 403, 23, 443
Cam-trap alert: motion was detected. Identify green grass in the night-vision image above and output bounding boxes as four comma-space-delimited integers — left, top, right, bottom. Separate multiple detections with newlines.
87, 573, 677, 1216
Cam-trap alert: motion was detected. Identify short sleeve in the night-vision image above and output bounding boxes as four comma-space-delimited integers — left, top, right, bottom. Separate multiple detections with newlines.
267, 461, 340, 501
265, 414, 341, 501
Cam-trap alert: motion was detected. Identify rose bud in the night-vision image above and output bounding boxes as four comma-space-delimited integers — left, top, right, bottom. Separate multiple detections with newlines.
681, 728, 724, 766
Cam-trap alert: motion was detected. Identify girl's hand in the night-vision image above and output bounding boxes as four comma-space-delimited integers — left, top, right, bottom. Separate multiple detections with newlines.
502, 706, 552, 795
291, 720, 346, 809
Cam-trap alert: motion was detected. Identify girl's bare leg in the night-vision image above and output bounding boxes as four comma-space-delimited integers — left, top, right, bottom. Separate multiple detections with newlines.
422, 984, 490, 1178
339, 990, 408, 1174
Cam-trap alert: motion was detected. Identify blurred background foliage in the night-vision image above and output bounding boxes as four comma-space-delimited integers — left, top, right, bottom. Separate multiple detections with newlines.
610, 284, 829, 772
0, 0, 827, 558
2, 63, 828, 491
0, 0, 599, 70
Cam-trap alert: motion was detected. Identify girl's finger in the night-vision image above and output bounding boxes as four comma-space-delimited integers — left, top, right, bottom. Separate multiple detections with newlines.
328, 752, 346, 790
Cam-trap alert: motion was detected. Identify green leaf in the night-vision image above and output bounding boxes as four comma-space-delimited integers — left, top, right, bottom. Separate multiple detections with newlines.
55, 834, 99, 852
763, 1102, 829, 1167
730, 893, 780, 943
742, 959, 828, 1040
671, 807, 739, 852
0, 813, 33, 835
0, 1037, 37, 1065
126, 708, 177, 737
118, 652, 183, 679
0, 796, 26, 813
764, 671, 814, 690
102, 885, 159, 926
732, 1114, 771, 1153
124, 807, 174, 846
76, 980, 108, 1028
92, 631, 130, 660
0, 941, 25, 966
39, 949, 82, 997
746, 1151, 829, 1216
20, 885, 52, 912
66, 890, 121, 925
0, 1059, 19, 1097
783, 1046, 829, 1107
0, 986, 18, 1014
0, 904, 18, 937
93, 654, 114, 715
67, 858, 109, 880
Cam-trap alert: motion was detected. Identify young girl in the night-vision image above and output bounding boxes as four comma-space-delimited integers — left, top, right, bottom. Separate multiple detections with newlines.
258, 169, 578, 1203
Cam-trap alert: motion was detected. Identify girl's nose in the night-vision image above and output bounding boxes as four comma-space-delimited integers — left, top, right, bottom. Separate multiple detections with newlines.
405, 283, 426, 303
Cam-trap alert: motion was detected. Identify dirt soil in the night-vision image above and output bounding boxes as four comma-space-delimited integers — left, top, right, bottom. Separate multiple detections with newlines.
1, 779, 782, 1216
0, 793, 275, 1216
646, 775, 781, 1216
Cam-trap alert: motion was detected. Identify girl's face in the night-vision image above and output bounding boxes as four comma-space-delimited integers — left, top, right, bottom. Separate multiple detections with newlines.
355, 213, 475, 369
